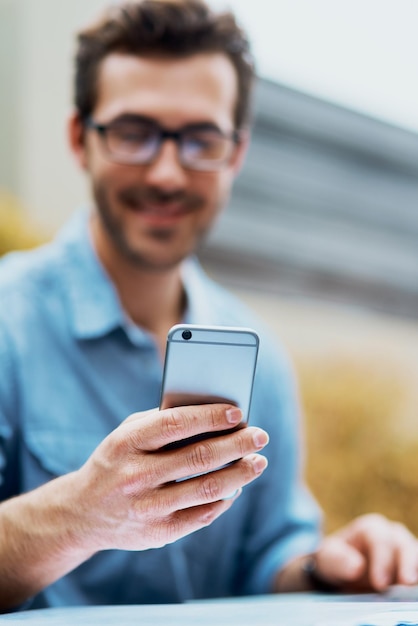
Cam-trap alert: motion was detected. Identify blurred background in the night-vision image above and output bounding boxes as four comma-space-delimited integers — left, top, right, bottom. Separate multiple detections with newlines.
1, 0, 418, 533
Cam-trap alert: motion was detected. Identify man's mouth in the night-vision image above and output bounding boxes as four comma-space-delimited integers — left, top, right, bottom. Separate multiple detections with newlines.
118, 188, 199, 221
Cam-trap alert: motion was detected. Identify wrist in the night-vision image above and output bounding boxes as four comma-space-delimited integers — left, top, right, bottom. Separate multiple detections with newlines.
301, 554, 341, 593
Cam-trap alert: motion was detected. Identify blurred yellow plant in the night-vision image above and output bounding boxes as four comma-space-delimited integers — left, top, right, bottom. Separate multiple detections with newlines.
0, 190, 46, 256
298, 356, 418, 535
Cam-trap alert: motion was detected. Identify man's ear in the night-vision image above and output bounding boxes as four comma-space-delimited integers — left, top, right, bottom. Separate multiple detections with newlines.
230, 129, 251, 176
67, 111, 88, 170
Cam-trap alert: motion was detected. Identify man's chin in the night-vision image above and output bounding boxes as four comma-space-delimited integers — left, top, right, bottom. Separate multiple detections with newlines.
129, 257, 186, 273
122, 244, 191, 273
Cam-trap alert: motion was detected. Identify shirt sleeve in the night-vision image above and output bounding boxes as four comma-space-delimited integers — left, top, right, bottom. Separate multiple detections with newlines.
239, 334, 322, 595
0, 319, 20, 501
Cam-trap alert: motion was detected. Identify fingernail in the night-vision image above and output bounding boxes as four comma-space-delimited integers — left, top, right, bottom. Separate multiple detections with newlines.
226, 408, 242, 424
222, 488, 240, 501
403, 570, 418, 585
253, 430, 269, 449
233, 487, 242, 500
251, 455, 268, 475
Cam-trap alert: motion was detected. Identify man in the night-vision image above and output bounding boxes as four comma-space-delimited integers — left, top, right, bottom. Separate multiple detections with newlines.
0, 0, 417, 612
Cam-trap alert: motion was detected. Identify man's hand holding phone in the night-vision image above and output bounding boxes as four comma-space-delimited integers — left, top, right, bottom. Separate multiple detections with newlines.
1, 403, 268, 608
74, 403, 269, 553
73, 325, 267, 552
1, 325, 267, 606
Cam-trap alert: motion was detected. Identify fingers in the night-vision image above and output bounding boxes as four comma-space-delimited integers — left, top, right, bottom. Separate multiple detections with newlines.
366, 529, 399, 590
159, 453, 268, 512
379, 523, 418, 588
130, 454, 268, 547
81, 405, 269, 553
122, 404, 269, 487
156, 493, 241, 547
345, 514, 418, 590
314, 536, 366, 586
159, 426, 269, 484
124, 404, 246, 452
395, 527, 418, 586
323, 514, 418, 592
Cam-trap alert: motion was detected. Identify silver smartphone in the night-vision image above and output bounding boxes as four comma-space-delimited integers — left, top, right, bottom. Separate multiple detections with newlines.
160, 324, 259, 448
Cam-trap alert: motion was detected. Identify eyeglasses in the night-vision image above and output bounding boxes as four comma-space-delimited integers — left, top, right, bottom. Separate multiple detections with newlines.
85, 116, 240, 171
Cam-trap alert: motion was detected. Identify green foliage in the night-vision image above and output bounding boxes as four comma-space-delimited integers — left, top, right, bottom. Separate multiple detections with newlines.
298, 356, 418, 535
0, 191, 45, 255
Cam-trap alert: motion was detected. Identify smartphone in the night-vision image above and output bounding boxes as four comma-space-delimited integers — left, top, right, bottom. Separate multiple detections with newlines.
160, 324, 259, 449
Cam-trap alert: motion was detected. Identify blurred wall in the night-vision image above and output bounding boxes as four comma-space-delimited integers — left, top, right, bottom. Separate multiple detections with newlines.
201, 80, 418, 317
0, 0, 110, 231
0, 0, 19, 194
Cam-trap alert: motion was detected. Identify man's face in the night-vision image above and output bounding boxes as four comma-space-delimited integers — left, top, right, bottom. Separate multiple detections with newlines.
73, 52, 245, 272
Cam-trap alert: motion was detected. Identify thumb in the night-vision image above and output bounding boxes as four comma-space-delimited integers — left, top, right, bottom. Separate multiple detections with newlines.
316, 537, 366, 585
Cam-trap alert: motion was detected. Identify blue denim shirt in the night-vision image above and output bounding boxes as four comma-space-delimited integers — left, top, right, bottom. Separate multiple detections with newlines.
0, 211, 321, 609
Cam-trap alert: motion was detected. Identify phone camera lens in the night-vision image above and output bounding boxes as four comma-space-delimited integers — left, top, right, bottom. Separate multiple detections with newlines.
182, 330, 192, 341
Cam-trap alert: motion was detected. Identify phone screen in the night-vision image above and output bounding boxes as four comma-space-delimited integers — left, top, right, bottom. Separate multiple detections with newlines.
160, 325, 259, 423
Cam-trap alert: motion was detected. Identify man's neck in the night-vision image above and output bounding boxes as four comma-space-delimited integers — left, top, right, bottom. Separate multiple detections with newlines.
111, 261, 185, 338
89, 223, 186, 354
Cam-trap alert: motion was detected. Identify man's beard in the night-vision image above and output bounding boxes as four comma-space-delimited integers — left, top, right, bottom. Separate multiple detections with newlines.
92, 182, 211, 272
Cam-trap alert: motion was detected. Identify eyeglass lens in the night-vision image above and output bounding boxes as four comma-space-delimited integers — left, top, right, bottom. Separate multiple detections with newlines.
103, 119, 234, 168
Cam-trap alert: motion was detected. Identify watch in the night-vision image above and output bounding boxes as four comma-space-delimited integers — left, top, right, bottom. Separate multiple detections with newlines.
302, 555, 341, 593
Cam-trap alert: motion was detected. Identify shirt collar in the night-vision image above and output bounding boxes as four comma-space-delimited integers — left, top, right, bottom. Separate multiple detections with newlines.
57, 210, 218, 341
58, 210, 130, 340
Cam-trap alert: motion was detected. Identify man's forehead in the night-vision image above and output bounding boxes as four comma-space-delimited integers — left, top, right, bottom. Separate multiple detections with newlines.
93, 52, 238, 129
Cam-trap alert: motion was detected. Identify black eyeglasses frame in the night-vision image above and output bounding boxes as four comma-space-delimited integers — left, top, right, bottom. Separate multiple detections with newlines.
84, 116, 241, 171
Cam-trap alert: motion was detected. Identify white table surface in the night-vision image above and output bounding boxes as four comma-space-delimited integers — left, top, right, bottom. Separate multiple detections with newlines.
2, 589, 418, 625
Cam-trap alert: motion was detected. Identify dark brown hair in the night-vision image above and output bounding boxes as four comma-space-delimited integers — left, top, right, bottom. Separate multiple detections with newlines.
74, 0, 255, 129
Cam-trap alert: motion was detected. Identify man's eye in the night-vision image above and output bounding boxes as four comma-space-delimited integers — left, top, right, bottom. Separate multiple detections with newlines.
188, 137, 211, 149
184, 133, 225, 158
112, 126, 155, 143
187, 133, 220, 148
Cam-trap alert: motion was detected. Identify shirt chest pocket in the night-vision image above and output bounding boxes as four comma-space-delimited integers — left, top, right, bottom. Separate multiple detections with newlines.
23, 427, 104, 482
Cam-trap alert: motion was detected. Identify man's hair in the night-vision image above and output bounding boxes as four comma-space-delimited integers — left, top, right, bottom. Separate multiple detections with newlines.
74, 0, 255, 130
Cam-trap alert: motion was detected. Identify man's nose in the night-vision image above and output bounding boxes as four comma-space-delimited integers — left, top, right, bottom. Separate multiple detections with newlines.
143, 139, 188, 191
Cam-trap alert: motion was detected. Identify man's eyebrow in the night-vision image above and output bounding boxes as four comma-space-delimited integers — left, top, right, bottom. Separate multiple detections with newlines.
107, 114, 224, 134
108, 113, 157, 125
182, 122, 224, 134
